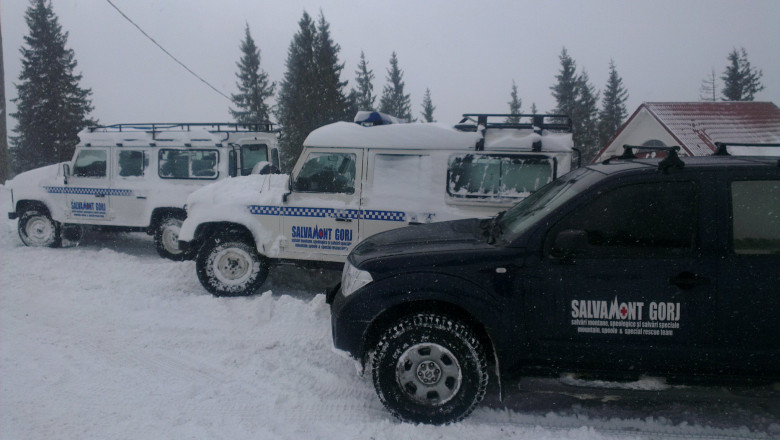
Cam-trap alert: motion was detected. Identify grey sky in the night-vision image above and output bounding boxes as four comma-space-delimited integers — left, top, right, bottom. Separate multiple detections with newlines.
3, 0, 779, 127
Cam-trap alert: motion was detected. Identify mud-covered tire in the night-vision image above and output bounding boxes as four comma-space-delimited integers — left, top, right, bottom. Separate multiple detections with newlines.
18, 210, 61, 248
195, 233, 268, 296
371, 313, 488, 425
154, 217, 187, 260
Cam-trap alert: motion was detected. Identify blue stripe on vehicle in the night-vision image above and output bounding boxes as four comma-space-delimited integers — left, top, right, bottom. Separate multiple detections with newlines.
44, 186, 133, 197
247, 205, 405, 222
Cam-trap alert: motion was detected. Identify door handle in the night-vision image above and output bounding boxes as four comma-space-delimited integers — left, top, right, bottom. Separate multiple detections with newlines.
94, 193, 106, 198
335, 218, 352, 223
669, 272, 710, 290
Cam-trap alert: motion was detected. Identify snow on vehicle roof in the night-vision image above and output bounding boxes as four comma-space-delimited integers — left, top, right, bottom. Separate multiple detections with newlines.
304, 121, 573, 152
78, 125, 277, 148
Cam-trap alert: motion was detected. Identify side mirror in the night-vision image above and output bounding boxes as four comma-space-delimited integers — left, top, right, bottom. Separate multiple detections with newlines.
282, 176, 292, 203
550, 229, 588, 262
62, 163, 71, 184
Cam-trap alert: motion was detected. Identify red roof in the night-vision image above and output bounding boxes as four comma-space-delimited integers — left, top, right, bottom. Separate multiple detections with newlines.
599, 102, 780, 158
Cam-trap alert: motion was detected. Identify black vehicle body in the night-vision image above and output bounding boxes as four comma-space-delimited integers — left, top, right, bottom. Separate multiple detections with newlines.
331, 155, 780, 390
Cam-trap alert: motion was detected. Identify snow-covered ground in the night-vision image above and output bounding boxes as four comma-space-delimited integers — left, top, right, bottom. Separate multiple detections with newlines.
1, 186, 778, 440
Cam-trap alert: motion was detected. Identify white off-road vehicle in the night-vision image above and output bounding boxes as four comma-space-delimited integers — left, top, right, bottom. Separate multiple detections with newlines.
7, 123, 280, 259
178, 113, 576, 295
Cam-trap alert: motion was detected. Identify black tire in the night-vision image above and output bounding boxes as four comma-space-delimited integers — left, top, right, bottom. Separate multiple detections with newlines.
195, 233, 268, 296
154, 217, 188, 260
371, 313, 488, 425
18, 210, 61, 248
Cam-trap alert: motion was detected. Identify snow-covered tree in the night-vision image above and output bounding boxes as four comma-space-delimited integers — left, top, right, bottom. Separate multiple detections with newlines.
506, 81, 522, 123
598, 60, 628, 148
230, 24, 275, 125
420, 88, 436, 122
11, 0, 95, 173
352, 51, 375, 111
721, 47, 764, 101
379, 52, 413, 121
276, 11, 351, 170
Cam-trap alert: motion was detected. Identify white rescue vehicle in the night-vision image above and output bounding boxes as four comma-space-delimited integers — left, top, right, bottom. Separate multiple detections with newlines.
177, 113, 577, 295
7, 123, 280, 259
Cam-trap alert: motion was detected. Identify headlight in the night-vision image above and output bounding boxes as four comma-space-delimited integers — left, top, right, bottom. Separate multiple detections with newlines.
341, 260, 373, 297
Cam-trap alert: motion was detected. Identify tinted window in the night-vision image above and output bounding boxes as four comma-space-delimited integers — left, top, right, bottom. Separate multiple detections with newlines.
731, 180, 780, 254
73, 150, 107, 177
159, 149, 219, 179
550, 181, 698, 257
448, 154, 554, 199
118, 150, 147, 177
293, 152, 356, 193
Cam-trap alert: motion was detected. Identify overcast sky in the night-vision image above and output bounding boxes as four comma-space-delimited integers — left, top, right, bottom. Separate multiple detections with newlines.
3, 0, 779, 128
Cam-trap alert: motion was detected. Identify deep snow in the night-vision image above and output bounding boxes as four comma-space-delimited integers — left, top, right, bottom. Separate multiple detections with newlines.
1, 186, 778, 440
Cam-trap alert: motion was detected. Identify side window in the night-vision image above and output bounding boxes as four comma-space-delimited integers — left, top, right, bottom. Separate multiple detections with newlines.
372, 154, 430, 196
117, 150, 147, 177
293, 152, 356, 193
448, 154, 554, 199
158, 149, 219, 179
549, 181, 698, 257
240, 144, 269, 175
72, 150, 107, 178
731, 180, 780, 254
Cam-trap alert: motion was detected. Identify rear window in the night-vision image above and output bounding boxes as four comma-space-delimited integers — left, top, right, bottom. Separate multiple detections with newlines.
731, 180, 780, 254
448, 154, 555, 199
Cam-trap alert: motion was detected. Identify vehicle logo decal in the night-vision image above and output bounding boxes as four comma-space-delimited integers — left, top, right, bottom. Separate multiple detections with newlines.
44, 186, 133, 197
570, 296, 681, 337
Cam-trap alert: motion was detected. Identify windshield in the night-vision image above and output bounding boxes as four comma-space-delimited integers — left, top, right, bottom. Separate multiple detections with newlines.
497, 167, 598, 242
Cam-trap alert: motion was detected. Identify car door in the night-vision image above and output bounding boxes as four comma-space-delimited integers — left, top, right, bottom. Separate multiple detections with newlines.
64, 148, 112, 221
281, 149, 362, 260
111, 149, 150, 226
525, 174, 718, 372
715, 172, 780, 373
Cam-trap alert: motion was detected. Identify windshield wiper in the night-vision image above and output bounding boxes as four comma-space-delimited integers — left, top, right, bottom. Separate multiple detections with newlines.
483, 211, 505, 244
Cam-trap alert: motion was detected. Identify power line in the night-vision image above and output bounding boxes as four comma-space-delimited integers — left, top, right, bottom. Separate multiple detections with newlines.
104, 0, 231, 102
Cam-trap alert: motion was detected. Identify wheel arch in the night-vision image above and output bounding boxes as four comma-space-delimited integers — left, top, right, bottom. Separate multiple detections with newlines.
149, 207, 187, 233
15, 199, 53, 218
192, 221, 257, 252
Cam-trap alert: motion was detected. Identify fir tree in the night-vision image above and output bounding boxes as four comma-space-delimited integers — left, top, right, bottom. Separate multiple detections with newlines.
550, 48, 602, 162
699, 68, 718, 102
230, 24, 275, 125
353, 51, 375, 111
506, 81, 522, 123
530, 102, 538, 114
276, 11, 351, 170
721, 47, 764, 101
379, 52, 413, 121
598, 60, 628, 148
11, 0, 95, 173
420, 88, 436, 122
574, 70, 600, 162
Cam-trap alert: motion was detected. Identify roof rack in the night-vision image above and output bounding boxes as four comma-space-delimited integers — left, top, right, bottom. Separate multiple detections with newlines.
456, 114, 572, 132
87, 122, 277, 138
601, 145, 685, 172
713, 142, 780, 156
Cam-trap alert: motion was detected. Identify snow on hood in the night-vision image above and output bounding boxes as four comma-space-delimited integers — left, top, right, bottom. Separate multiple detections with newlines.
186, 174, 289, 210
7, 163, 63, 189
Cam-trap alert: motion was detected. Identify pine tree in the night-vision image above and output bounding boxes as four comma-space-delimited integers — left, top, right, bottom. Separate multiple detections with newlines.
598, 60, 628, 148
550, 48, 579, 119
11, 0, 95, 173
353, 51, 375, 111
420, 88, 436, 122
699, 68, 718, 102
721, 47, 764, 101
506, 81, 522, 123
230, 24, 275, 125
379, 52, 413, 121
276, 11, 351, 170
550, 48, 600, 162
530, 102, 538, 114
574, 70, 600, 162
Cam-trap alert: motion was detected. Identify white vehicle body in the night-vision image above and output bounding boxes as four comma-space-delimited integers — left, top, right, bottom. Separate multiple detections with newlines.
7, 123, 280, 259
178, 113, 576, 295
